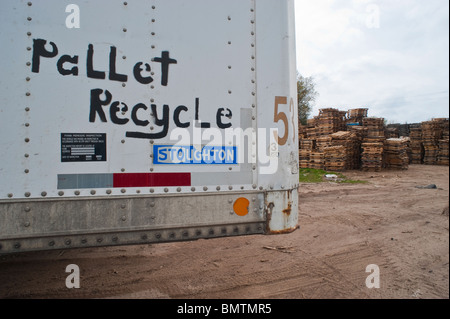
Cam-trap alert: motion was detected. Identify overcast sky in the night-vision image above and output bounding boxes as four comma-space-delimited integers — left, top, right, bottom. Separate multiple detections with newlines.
294, 0, 449, 124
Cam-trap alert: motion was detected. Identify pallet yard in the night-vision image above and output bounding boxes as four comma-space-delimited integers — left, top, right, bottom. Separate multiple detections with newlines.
299, 108, 449, 171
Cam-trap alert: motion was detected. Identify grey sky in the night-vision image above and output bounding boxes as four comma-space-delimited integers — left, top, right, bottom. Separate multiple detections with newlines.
295, 0, 449, 124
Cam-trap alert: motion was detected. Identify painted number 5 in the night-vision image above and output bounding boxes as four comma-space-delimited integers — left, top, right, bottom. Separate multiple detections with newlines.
273, 96, 288, 146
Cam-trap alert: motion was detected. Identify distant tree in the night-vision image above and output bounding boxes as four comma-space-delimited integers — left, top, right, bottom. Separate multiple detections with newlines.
297, 73, 318, 126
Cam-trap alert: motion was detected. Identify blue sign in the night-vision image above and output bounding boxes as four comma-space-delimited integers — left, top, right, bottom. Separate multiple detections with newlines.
153, 145, 238, 165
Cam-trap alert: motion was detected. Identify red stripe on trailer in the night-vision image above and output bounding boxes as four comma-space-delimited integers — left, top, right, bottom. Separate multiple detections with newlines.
113, 173, 191, 188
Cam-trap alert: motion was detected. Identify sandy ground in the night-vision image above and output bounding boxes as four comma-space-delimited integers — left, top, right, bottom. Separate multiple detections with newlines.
0, 164, 448, 299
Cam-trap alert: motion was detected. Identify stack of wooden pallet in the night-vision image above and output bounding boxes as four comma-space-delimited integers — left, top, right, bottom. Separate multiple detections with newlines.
384, 138, 409, 170
409, 125, 423, 164
362, 117, 386, 143
361, 142, 384, 171
299, 139, 315, 151
315, 108, 347, 136
299, 149, 311, 168
309, 151, 325, 170
316, 135, 332, 151
437, 139, 449, 166
330, 131, 361, 170
324, 146, 346, 171
421, 121, 440, 165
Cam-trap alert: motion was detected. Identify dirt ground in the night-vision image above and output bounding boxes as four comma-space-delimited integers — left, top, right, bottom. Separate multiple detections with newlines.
0, 164, 448, 299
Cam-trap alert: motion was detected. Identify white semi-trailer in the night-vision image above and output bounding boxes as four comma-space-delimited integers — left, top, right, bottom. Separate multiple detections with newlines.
0, 0, 299, 254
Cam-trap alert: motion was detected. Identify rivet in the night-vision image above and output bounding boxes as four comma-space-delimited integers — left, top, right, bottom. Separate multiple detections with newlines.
150, 168, 154, 172
27, 17, 32, 21
251, 20, 255, 24
152, 5, 156, 9
150, 188, 154, 193
112, 236, 118, 242
177, 187, 181, 192
150, 140, 154, 144
26, 61, 31, 66
156, 234, 161, 239
122, 56, 126, 60
106, 189, 112, 194
121, 139, 125, 143
24, 192, 31, 197
150, 202, 155, 207
24, 169, 29, 173
122, 83, 126, 87
251, 67, 255, 71
228, 65, 232, 69
151, 45, 156, 49
27, 2, 32, 6
251, 43, 255, 47
97, 238, 103, 243
123, 28, 127, 32
121, 216, 126, 221
191, 187, 196, 192
14, 243, 21, 249
216, 186, 221, 191
251, 31, 255, 35
203, 186, 208, 191
24, 138, 30, 143
164, 188, 169, 193
196, 230, 202, 236
281, 185, 285, 189
253, 208, 257, 213
48, 241, 55, 246
24, 207, 31, 212
228, 186, 233, 190
123, 1, 127, 5
141, 235, 148, 240
25, 123, 30, 127
26, 92, 30, 96
252, 197, 256, 202
270, 185, 274, 190
81, 239, 87, 244
169, 233, 175, 238
25, 107, 30, 112
121, 204, 126, 209
41, 191, 47, 197
27, 32, 31, 36
151, 19, 156, 22
233, 227, 239, 233
259, 186, 264, 190
252, 92, 255, 96
228, 199, 233, 204
74, 190, 80, 196
24, 153, 29, 157
151, 32, 155, 36
221, 228, 227, 234
24, 221, 30, 227
252, 184, 257, 189
65, 239, 71, 246
7, 193, 13, 198
252, 116, 256, 120
227, 16, 231, 21
58, 191, 64, 196
228, 90, 232, 94
27, 47, 31, 51
209, 229, 214, 235
121, 189, 126, 193
228, 41, 232, 45
136, 190, 141, 194
121, 168, 125, 172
